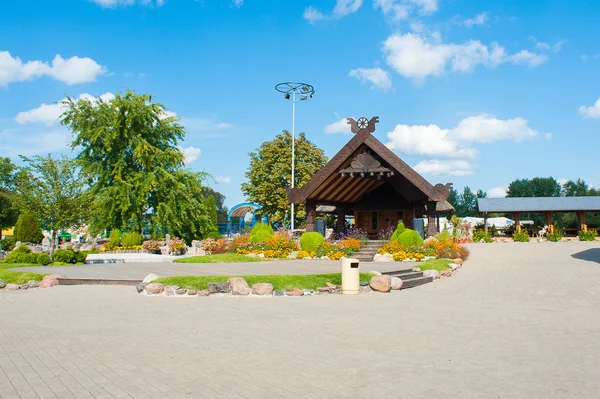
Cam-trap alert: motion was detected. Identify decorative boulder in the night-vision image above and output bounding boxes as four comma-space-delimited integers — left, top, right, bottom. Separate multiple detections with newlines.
440, 269, 453, 277
373, 253, 393, 262
251, 283, 274, 296
369, 270, 383, 276
449, 263, 459, 271
454, 258, 463, 265
28, 280, 40, 288
160, 245, 170, 255
320, 256, 330, 260
257, 253, 265, 258
0, 279, 6, 289
228, 277, 250, 296
423, 270, 441, 279
164, 286, 179, 296
286, 288, 304, 296
197, 290, 210, 297
143, 273, 160, 283
369, 275, 392, 292
412, 267, 422, 272
6, 284, 19, 291
187, 290, 197, 296
208, 282, 231, 294
390, 276, 403, 290
145, 283, 165, 295
136, 282, 148, 293
19, 284, 29, 290
39, 275, 60, 288
175, 288, 187, 295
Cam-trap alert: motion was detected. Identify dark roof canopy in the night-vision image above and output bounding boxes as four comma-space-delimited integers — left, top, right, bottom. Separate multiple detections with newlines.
287, 117, 450, 205
478, 197, 600, 213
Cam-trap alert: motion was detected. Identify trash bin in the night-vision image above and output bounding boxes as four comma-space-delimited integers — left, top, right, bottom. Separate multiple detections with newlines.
315, 220, 326, 238
341, 258, 360, 295
413, 218, 425, 239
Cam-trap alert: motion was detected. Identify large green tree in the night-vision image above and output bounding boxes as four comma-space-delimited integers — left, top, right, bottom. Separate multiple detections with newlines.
241, 131, 328, 227
203, 187, 228, 223
60, 90, 211, 241
12, 155, 89, 253
447, 187, 486, 217
506, 177, 562, 198
0, 157, 19, 232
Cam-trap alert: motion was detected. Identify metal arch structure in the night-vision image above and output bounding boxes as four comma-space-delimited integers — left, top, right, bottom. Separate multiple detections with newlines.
227, 202, 267, 236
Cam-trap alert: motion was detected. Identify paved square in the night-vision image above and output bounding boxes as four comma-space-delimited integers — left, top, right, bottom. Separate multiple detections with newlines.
1, 242, 599, 398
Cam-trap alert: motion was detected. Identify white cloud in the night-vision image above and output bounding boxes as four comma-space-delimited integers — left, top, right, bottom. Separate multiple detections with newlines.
348, 67, 392, 91
0, 51, 108, 86
303, 0, 362, 23
545, 133, 553, 140
460, 12, 488, 27
488, 187, 507, 198
382, 33, 547, 82
90, 0, 164, 8
15, 93, 115, 125
532, 37, 567, 53
180, 146, 201, 165
303, 6, 325, 23
233, 0, 244, 7
215, 176, 231, 184
386, 124, 477, 158
325, 118, 352, 134
413, 160, 473, 176
451, 114, 539, 142
579, 98, 600, 118
374, 0, 437, 20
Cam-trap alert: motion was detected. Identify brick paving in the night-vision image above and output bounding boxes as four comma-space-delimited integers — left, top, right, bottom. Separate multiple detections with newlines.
1, 241, 599, 398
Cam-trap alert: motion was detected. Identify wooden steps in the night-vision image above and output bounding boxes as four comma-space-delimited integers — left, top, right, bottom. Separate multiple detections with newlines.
381, 269, 433, 289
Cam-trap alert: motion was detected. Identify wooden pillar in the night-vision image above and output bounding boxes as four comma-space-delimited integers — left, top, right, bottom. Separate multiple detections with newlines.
426, 201, 437, 237
336, 207, 346, 234
545, 212, 554, 233
306, 201, 316, 232
484, 212, 488, 235
577, 211, 587, 232
514, 212, 521, 233
436, 213, 440, 231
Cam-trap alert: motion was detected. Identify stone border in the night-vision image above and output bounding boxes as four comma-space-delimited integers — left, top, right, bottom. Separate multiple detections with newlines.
0, 275, 60, 292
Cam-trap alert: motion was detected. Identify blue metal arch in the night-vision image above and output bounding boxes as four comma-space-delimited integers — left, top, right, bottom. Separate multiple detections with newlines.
227, 202, 267, 236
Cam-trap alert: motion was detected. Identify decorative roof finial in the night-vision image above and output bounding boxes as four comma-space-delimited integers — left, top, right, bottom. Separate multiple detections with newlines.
347, 116, 379, 134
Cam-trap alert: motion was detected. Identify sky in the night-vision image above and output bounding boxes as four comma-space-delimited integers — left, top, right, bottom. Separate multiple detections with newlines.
1, 0, 600, 207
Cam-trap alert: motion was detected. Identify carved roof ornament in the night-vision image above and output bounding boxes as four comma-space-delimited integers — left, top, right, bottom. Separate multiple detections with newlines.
433, 183, 453, 200
339, 151, 394, 179
347, 116, 379, 134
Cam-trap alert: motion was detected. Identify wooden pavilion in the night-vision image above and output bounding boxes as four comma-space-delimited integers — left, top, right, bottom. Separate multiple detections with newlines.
286, 117, 452, 238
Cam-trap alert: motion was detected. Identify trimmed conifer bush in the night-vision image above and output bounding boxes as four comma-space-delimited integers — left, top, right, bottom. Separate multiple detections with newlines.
53, 248, 76, 264
108, 229, 121, 249
13, 212, 44, 244
36, 254, 52, 266
395, 229, 424, 247
300, 232, 325, 253
4, 244, 34, 263
121, 232, 142, 247
249, 223, 274, 243
389, 221, 406, 242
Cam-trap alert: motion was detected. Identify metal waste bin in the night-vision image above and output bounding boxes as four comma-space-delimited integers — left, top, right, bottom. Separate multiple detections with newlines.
341, 258, 360, 295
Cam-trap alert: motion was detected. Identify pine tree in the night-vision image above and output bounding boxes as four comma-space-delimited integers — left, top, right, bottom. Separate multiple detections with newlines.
205, 195, 219, 234
13, 212, 44, 244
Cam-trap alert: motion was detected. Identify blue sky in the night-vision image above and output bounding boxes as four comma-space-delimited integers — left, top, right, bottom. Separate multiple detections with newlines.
1, 0, 600, 207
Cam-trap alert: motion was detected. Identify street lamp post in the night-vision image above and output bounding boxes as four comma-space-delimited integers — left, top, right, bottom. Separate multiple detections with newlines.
275, 82, 315, 231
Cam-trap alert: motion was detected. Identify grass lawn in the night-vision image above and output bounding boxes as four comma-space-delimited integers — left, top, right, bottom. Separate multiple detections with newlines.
0, 270, 47, 284
0, 262, 83, 270
154, 272, 375, 291
174, 254, 268, 264
418, 258, 453, 272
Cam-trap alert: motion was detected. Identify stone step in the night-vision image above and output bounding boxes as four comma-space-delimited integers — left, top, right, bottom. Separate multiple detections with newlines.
57, 278, 141, 286
400, 276, 433, 289
385, 271, 424, 280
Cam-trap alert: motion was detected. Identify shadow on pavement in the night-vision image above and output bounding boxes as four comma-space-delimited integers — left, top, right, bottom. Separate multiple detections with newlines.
571, 248, 600, 264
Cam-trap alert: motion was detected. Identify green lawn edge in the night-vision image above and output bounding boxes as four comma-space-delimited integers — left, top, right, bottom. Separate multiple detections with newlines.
153, 272, 375, 291
174, 254, 269, 263
417, 258, 453, 272
0, 270, 47, 285
0, 262, 84, 270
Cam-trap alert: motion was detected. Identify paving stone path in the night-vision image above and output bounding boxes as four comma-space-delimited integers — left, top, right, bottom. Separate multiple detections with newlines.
1, 242, 599, 398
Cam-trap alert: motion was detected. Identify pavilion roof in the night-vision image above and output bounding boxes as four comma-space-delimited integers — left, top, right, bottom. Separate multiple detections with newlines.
477, 197, 600, 213
287, 117, 450, 205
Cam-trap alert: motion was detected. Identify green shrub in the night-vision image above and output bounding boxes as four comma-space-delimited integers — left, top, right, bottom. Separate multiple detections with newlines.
389, 221, 406, 242
75, 251, 89, 263
249, 223, 274, 243
0, 237, 17, 251
121, 232, 142, 247
3, 244, 33, 263
546, 230, 564, 242
36, 254, 52, 266
395, 229, 424, 247
108, 229, 121, 249
434, 230, 451, 241
513, 229, 529, 242
578, 230, 597, 241
21, 253, 38, 264
204, 231, 222, 240
13, 212, 44, 244
53, 248, 76, 264
473, 229, 493, 243
300, 232, 325, 252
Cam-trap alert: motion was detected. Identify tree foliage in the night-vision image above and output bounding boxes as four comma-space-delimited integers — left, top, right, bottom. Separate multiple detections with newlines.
205, 195, 219, 236
60, 90, 211, 241
506, 177, 562, 198
12, 155, 89, 252
0, 157, 19, 231
203, 188, 228, 223
13, 212, 44, 244
447, 186, 486, 217
241, 132, 327, 226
